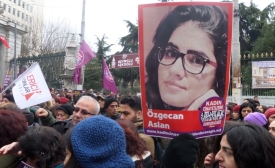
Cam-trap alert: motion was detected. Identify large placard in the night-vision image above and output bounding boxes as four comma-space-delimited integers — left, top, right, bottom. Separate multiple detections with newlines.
252, 61, 275, 89
138, 2, 233, 139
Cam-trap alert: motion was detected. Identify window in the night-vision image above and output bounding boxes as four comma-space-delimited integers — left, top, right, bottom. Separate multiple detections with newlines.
22, 13, 24, 19
26, 4, 28, 11
29, 17, 32, 24
22, 2, 25, 8
17, 10, 20, 17
30, 5, 32, 12
8, 6, 11, 13
3, 3, 6, 10
18, 0, 20, 6
14, 0, 16, 3
26, 15, 28, 22
13, 8, 15, 15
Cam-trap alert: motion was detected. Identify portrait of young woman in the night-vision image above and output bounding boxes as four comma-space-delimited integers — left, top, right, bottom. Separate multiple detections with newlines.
142, 4, 230, 111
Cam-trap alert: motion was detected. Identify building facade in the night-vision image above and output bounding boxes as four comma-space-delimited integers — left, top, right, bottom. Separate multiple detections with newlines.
0, 0, 44, 88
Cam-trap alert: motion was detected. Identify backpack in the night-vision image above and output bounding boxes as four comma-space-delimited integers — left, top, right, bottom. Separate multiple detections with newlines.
138, 128, 164, 168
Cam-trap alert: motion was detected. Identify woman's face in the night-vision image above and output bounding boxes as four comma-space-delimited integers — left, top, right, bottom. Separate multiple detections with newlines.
56, 110, 69, 121
158, 21, 217, 107
226, 107, 231, 115
215, 134, 238, 168
232, 111, 239, 120
241, 106, 253, 118
269, 120, 275, 137
258, 106, 263, 113
268, 114, 275, 124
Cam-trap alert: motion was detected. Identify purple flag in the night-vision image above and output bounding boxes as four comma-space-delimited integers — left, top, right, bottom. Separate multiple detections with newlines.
73, 40, 96, 84
3, 68, 12, 88
102, 58, 118, 93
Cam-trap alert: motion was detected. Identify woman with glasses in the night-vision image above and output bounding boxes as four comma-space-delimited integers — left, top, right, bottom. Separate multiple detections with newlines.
145, 5, 228, 110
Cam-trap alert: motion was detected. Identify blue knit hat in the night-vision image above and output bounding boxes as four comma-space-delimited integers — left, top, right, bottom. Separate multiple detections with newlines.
71, 115, 134, 168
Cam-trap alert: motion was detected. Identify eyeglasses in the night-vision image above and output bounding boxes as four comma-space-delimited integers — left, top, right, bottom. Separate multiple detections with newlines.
269, 127, 275, 132
158, 45, 217, 74
73, 107, 95, 116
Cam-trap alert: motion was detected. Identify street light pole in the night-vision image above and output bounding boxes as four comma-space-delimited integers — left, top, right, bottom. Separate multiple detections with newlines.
13, 23, 17, 80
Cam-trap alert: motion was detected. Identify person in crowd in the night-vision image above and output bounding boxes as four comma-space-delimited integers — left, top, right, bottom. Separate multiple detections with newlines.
226, 104, 233, 121
214, 123, 275, 168
103, 96, 121, 120
232, 105, 240, 121
254, 95, 260, 105
71, 115, 135, 168
238, 102, 256, 121
268, 120, 275, 137
56, 104, 73, 121
0, 110, 28, 167
44, 100, 53, 110
264, 108, 275, 125
4, 126, 66, 168
97, 94, 106, 115
243, 112, 268, 128
161, 133, 199, 168
59, 97, 70, 105
49, 104, 61, 119
63, 128, 81, 168
0, 102, 21, 112
243, 98, 258, 110
120, 96, 156, 163
2, 94, 15, 103
35, 95, 100, 134
258, 105, 267, 113
21, 108, 40, 130
117, 119, 153, 168
145, 5, 229, 110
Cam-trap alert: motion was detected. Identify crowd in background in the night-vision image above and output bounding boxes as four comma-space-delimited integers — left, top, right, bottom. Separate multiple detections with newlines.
0, 88, 275, 168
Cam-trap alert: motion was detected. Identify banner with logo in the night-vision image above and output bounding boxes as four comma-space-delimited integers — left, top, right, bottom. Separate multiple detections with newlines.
102, 58, 118, 93
138, 2, 233, 139
73, 40, 96, 84
252, 61, 275, 88
0, 36, 10, 48
3, 68, 13, 88
12, 63, 52, 109
110, 53, 139, 69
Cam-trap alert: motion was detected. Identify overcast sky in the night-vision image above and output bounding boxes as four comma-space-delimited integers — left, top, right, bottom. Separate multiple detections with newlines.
43, 0, 274, 54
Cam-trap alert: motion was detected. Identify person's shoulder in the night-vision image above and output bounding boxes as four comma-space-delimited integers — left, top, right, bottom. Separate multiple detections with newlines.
50, 119, 73, 134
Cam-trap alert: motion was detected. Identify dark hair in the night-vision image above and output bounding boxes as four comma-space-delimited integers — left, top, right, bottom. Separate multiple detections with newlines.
145, 5, 228, 109
243, 98, 257, 108
224, 123, 275, 168
226, 104, 233, 119
0, 110, 27, 147
2, 94, 15, 103
117, 119, 148, 168
261, 105, 268, 113
63, 128, 82, 168
21, 109, 34, 126
18, 126, 66, 168
238, 103, 256, 120
120, 96, 142, 112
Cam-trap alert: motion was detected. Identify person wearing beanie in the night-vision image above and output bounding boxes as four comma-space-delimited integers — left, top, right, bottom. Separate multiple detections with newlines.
59, 97, 70, 105
244, 112, 267, 127
56, 104, 73, 121
161, 133, 199, 168
103, 96, 121, 120
71, 115, 135, 168
264, 108, 275, 125
2, 94, 15, 103
232, 105, 240, 121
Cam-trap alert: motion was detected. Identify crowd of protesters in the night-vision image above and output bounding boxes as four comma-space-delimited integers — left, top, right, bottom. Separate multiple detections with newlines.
0, 88, 275, 168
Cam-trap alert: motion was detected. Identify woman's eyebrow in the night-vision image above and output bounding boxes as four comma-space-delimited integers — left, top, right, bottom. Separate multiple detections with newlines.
167, 42, 179, 49
187, 50, 209, 58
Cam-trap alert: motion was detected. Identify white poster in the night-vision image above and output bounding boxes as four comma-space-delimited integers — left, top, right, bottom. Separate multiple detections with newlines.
252, 61, 275, 89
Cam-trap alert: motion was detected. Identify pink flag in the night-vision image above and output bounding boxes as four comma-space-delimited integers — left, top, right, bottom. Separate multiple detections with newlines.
73, 40, 96, 84
102, 58, 118, 93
